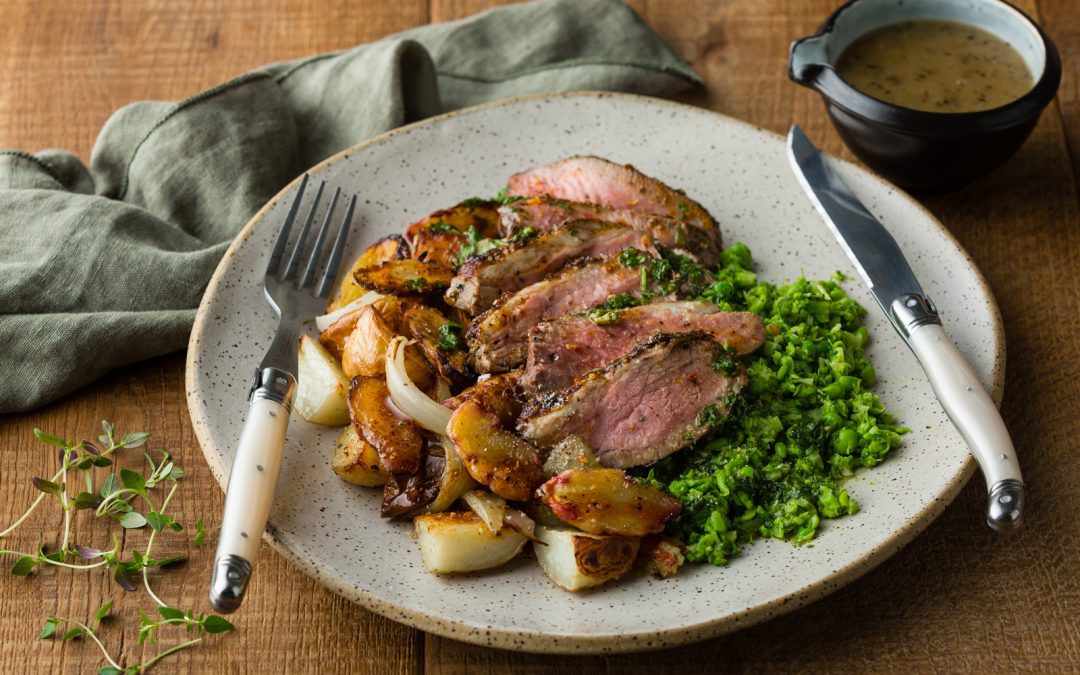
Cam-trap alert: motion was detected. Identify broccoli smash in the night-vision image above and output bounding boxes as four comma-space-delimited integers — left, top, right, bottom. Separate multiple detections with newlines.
641, 242, 908, 566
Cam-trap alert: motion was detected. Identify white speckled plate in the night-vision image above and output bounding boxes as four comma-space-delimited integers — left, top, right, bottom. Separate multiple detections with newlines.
186, 92, 1002, 653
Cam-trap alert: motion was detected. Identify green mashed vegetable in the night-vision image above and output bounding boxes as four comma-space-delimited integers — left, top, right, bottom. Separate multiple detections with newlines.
639, 242, 908, 566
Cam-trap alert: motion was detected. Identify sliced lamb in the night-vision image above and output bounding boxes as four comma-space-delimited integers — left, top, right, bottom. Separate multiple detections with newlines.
499, 196, 721, 265
523, 302, 765, 393
467, 257, 648, 374
519, 332, 746, 468
506, 156, 718, 236
445, 218, 684, 314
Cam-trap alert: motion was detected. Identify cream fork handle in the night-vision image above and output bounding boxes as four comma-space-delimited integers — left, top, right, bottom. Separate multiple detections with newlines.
209, 368, 295, 613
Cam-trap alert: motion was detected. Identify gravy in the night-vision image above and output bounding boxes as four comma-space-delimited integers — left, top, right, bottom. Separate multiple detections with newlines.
835, 20, 1034, 113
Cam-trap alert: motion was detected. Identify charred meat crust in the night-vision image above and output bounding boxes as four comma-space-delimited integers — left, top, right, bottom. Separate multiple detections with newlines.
445, 218, 680, 313
464, 256, 650, 374
520, 331, 728, 420
506, 156, 718, 233
522, 304, 765, 393
518, 331, 748, 468
499, 195, 721, 266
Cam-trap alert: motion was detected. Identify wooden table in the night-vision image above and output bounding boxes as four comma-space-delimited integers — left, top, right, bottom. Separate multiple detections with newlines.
1, 1, 1077, 672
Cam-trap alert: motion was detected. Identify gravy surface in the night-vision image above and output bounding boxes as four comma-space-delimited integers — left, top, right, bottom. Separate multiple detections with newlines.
835, 20, 1034, 113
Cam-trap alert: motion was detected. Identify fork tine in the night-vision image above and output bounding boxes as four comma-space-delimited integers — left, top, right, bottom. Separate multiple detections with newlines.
265, 174, 309, 277
298, 187, 341, 289
280, 180, 325, 282
316, 194, 357, 299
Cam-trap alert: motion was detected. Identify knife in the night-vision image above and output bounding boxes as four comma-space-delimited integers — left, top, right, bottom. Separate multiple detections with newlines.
786, 125, 1024, 532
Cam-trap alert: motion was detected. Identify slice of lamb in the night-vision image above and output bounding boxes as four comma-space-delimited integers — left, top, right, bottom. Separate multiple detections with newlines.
506, 157, 717, 236
467, 257, 647, 374
523, 302, 764, 393
519, 332, 746, 469
445, 218, 683, 314
499, 196, 720, 266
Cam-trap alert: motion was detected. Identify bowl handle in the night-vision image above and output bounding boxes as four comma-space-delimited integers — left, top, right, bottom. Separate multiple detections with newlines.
788, 36, 828, 87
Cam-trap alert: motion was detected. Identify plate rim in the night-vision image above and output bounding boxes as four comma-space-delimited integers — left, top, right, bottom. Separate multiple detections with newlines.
185, 90, 1002, 653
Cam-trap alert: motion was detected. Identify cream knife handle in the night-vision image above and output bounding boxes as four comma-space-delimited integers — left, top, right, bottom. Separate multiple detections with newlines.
907, 323, 1024, 532
209, 368, 295, 613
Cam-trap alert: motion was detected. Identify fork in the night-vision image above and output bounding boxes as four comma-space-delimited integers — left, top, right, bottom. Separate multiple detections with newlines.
209, 174, 356, 613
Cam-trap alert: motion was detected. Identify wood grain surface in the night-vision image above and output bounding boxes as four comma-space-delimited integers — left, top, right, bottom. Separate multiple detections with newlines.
1, 1, 1077, 672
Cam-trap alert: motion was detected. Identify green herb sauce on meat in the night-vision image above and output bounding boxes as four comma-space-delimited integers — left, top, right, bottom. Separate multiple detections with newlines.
639, 242, 908, 566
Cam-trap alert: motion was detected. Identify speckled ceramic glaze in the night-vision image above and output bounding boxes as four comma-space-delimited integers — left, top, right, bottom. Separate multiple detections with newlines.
186, 92, 1003, 653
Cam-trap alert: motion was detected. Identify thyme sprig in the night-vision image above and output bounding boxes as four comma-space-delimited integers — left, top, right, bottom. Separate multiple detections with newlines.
2, 421, 234, 673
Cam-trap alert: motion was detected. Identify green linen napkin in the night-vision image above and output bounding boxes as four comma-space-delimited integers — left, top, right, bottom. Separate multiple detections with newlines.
0, 0, 700, 413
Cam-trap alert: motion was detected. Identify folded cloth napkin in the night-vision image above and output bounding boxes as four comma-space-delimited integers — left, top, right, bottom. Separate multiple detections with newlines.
0, 0, 700, 413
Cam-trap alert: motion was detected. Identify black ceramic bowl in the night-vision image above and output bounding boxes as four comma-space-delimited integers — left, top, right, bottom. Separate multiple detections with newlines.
789, 0, 1061, 193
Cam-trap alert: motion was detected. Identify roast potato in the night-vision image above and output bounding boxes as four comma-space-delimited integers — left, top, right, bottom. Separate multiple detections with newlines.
541, 435, 599, 477
533, 526, 640, 591
354, 259, 454, 296
347, 375, 423, 475
536, 468, 682, 537
331, 424, 389, 487
405, 200, 502, 240
446, 397, 543, 501
327, 235, 408, 311
410, 229, 466, 267
414, 511, 527, 574
403, 306, 471, 387
295, 335, 350, 426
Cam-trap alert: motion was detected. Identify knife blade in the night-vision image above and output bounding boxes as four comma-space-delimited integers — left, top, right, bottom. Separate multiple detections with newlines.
786, 124, 1024, 532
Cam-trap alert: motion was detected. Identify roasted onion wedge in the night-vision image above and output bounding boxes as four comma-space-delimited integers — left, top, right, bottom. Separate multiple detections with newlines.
536, 468, 682, 537
295, 335, 350, 426
347, 376, 423, 475
447, 397, 543, 501
340, 305, 432, 389
354, 259, 454, 296
533, 526, 640, 591
414, 511, 527, 574
331, 424, 389, 487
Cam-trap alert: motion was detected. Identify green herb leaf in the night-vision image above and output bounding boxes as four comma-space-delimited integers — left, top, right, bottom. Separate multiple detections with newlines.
193, 518, 206, 548
495, 187, 524, 205
118, 512, 147, 529
62, 626, 83, 641
405, 277, 428, 292
99, 667, 124, 675
157, 606, 185, 621
99, 473, 120, 498
145, 511, 167, 532
120, 431, 150, 448
11, 556, 37, 576
618, 247, 648, 267
507, 226, 538, 243
40, 618, 59, 639
453, 225, 502, 266
113, 565, 137, 592
91, 455, 113, 468
459, 197, 487, 208
33, 428, 67, 448
31, 476, 62, 497
93, 599, 114, 627
426, 220, 459, 234
436, 322, 462, 351
202, 615, 236, 634
73, 492, 102, 510
119, 468, 146, 494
